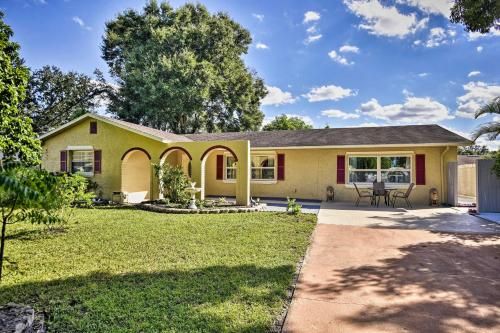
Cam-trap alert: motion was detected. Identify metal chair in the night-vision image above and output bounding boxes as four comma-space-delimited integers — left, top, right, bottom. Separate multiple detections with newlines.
372, 181, 387, 207
354, 183, 374, 206
392, 183, 415, 208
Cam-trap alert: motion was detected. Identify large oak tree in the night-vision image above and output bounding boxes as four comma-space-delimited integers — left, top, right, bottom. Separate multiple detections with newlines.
102, 1, 266, 134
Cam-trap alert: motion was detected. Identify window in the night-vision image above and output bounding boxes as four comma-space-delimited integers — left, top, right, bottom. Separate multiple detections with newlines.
225, 156, 237, 180
348, 155, 411, 185
224, 154, 276, 181
72, 150, 93, 176
90, 121, 97, 134
251, 155, 275, 180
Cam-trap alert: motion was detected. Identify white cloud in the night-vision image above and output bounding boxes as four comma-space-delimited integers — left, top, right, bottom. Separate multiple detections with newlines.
303, 11, 321, 23
418, 72, 429, 77
252, 13, 264, 22
456, 81, 500, 118
255, 42, 269, 50
425, 27, 447, 47
306, 25, 318, 34
476, 46, 483, 52
397, 0, 452, 17
413, 39, 422, 45
304, 84, 357, 102
72, 16, 91, 30
359, 96, 453, 123
442, 125, 499, 151
304, 34, 322, 44
448, 29, 457, 37
34, 0, 47, 4
261, 86, 297, 106
467, 71, 481, 78
343, 0, 426, 38
321, 109, 360, 119
328, 50, 354, 65
467, 29, 500, 41
339, 44, 360, 53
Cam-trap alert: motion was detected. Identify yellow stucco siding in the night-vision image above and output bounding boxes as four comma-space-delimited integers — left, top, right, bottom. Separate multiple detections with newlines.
205, 146, 457, 205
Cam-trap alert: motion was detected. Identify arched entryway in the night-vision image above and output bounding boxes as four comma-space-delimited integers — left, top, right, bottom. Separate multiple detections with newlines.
121, 148, 151, 203
159, 147, 192, 177
200, 145, 238, 200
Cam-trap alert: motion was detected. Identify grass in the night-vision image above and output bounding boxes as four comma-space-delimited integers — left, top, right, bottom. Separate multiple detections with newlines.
0, 208, 316, 332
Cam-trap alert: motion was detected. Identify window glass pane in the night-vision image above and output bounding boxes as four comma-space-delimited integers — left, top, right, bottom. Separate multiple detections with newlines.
349, 157, 376, 169
226, 168, 236, 180
382, 171, 411, 183
349, 171, 377, 183
381, 156, 410, 169
226, 156, 237, 168
72, 151, 93, 174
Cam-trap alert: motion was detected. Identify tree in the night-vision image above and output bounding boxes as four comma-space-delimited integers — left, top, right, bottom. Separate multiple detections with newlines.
458, 145, 489, 155
0, 11, 41, 166
262, 114, 313, 131
24, 66, 111, 134
472, 96, 500, 177
102, 1, 266, 134
450, 0, 500, 33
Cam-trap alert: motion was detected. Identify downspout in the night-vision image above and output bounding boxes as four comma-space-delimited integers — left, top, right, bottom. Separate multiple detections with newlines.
440, 146, 450, 204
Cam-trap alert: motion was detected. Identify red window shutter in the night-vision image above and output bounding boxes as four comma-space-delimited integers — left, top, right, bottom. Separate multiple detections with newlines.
416, 154, 426, 185
90, 121, 97, 134
337, 155, 345, 184
277, 154, 285, 180
94, 150, 102, 174
60, 151, 67, 172
216, 155, 223, 180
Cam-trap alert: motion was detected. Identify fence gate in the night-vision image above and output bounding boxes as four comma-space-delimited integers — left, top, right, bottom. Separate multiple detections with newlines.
476, 159, 500, 213
447, 162, 458, 206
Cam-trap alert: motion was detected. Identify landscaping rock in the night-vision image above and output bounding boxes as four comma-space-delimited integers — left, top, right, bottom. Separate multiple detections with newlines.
0, 303, 45, 333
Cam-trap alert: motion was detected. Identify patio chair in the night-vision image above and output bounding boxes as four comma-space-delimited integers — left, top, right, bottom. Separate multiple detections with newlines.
392, 183, 415, 208
372, 181, 388, 207
354, 183, 374, 206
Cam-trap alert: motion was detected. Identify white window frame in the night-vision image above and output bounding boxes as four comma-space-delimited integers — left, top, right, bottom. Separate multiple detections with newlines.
224, 154, 237, 183
222, 152, 277, 184
346, 152, 413, 188
71, 150, 94, 177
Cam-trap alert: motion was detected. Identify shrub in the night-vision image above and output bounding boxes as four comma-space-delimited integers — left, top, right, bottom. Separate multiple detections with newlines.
286, 197, 302, 215
153, 163, 190, 204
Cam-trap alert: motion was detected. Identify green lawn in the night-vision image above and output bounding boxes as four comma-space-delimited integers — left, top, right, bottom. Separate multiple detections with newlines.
0, 208, 315, 333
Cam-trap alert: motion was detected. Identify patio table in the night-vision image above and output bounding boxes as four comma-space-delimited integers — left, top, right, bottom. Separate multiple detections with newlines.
367, 187, 398, 206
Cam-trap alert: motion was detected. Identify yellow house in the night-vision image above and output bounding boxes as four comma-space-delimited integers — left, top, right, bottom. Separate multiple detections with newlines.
40, 113, 470, 206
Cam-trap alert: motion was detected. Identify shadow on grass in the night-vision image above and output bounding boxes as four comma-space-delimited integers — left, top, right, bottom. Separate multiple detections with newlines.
0, 264, 294, 333
298, 237, 500, 333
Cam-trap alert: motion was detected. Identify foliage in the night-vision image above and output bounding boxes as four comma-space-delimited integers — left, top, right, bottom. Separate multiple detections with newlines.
286, 197, 302, 215
102, 1, 267, 134
154, 163, 190, 204
24, 66, 111, 134
489, 151, 500, 177
56, 173, 95, 213
0, 209, 315, 332
450, 0, 500, 33
472, 96, 500, 141
0, 162, 64, 280
262, 114, 313, 131
458, 145, 490, 155
0, 11, 41, 166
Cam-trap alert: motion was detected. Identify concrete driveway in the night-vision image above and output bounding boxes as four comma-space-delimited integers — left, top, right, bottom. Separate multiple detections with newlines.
283, 202, 500, 333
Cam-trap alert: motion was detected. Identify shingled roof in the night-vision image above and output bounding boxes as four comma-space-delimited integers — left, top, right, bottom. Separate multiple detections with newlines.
185, 125, 471, 147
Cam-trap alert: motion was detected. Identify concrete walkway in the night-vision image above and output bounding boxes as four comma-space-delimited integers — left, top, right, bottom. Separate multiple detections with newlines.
283, 202, 500, 333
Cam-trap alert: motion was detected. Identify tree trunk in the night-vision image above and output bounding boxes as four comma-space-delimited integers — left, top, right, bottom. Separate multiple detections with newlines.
0, 218, 7, 281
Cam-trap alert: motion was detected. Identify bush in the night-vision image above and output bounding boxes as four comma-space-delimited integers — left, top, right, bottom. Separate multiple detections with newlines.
286, 197, 302, 215
153, 163, 190, 204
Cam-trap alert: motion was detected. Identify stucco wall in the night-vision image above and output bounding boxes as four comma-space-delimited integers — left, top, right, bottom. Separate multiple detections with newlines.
458, 164, 477, 198
205, 146, 458, 205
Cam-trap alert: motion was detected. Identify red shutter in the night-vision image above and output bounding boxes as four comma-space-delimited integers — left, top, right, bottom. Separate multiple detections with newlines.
416, 154, 426, 185
216, 155, 223, 180
337, 155, 345, 184
90, 121, 97, 134
94, 150, 102, 174
60, 151, 67, 172
277, 154, 285, 180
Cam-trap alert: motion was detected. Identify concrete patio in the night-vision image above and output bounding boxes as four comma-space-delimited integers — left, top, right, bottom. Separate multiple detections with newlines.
283, 202, 500, 333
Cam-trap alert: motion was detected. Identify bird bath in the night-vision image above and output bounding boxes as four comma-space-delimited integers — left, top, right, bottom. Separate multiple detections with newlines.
185, 182, 202, 209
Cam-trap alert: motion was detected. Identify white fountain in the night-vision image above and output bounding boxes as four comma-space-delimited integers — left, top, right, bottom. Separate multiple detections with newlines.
185, 182, 202, 209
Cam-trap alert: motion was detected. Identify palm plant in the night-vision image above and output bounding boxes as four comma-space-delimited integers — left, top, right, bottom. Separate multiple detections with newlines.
472, 96, 500, 141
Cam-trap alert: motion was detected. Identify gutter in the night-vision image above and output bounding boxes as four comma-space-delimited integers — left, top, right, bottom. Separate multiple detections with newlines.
440, 146, 450, 204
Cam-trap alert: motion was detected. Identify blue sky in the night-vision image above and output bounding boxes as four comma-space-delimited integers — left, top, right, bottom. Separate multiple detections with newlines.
3, 0, 499, 149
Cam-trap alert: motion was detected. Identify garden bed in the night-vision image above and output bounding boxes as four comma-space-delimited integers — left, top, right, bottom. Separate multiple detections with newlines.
138, 202, 265, 214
